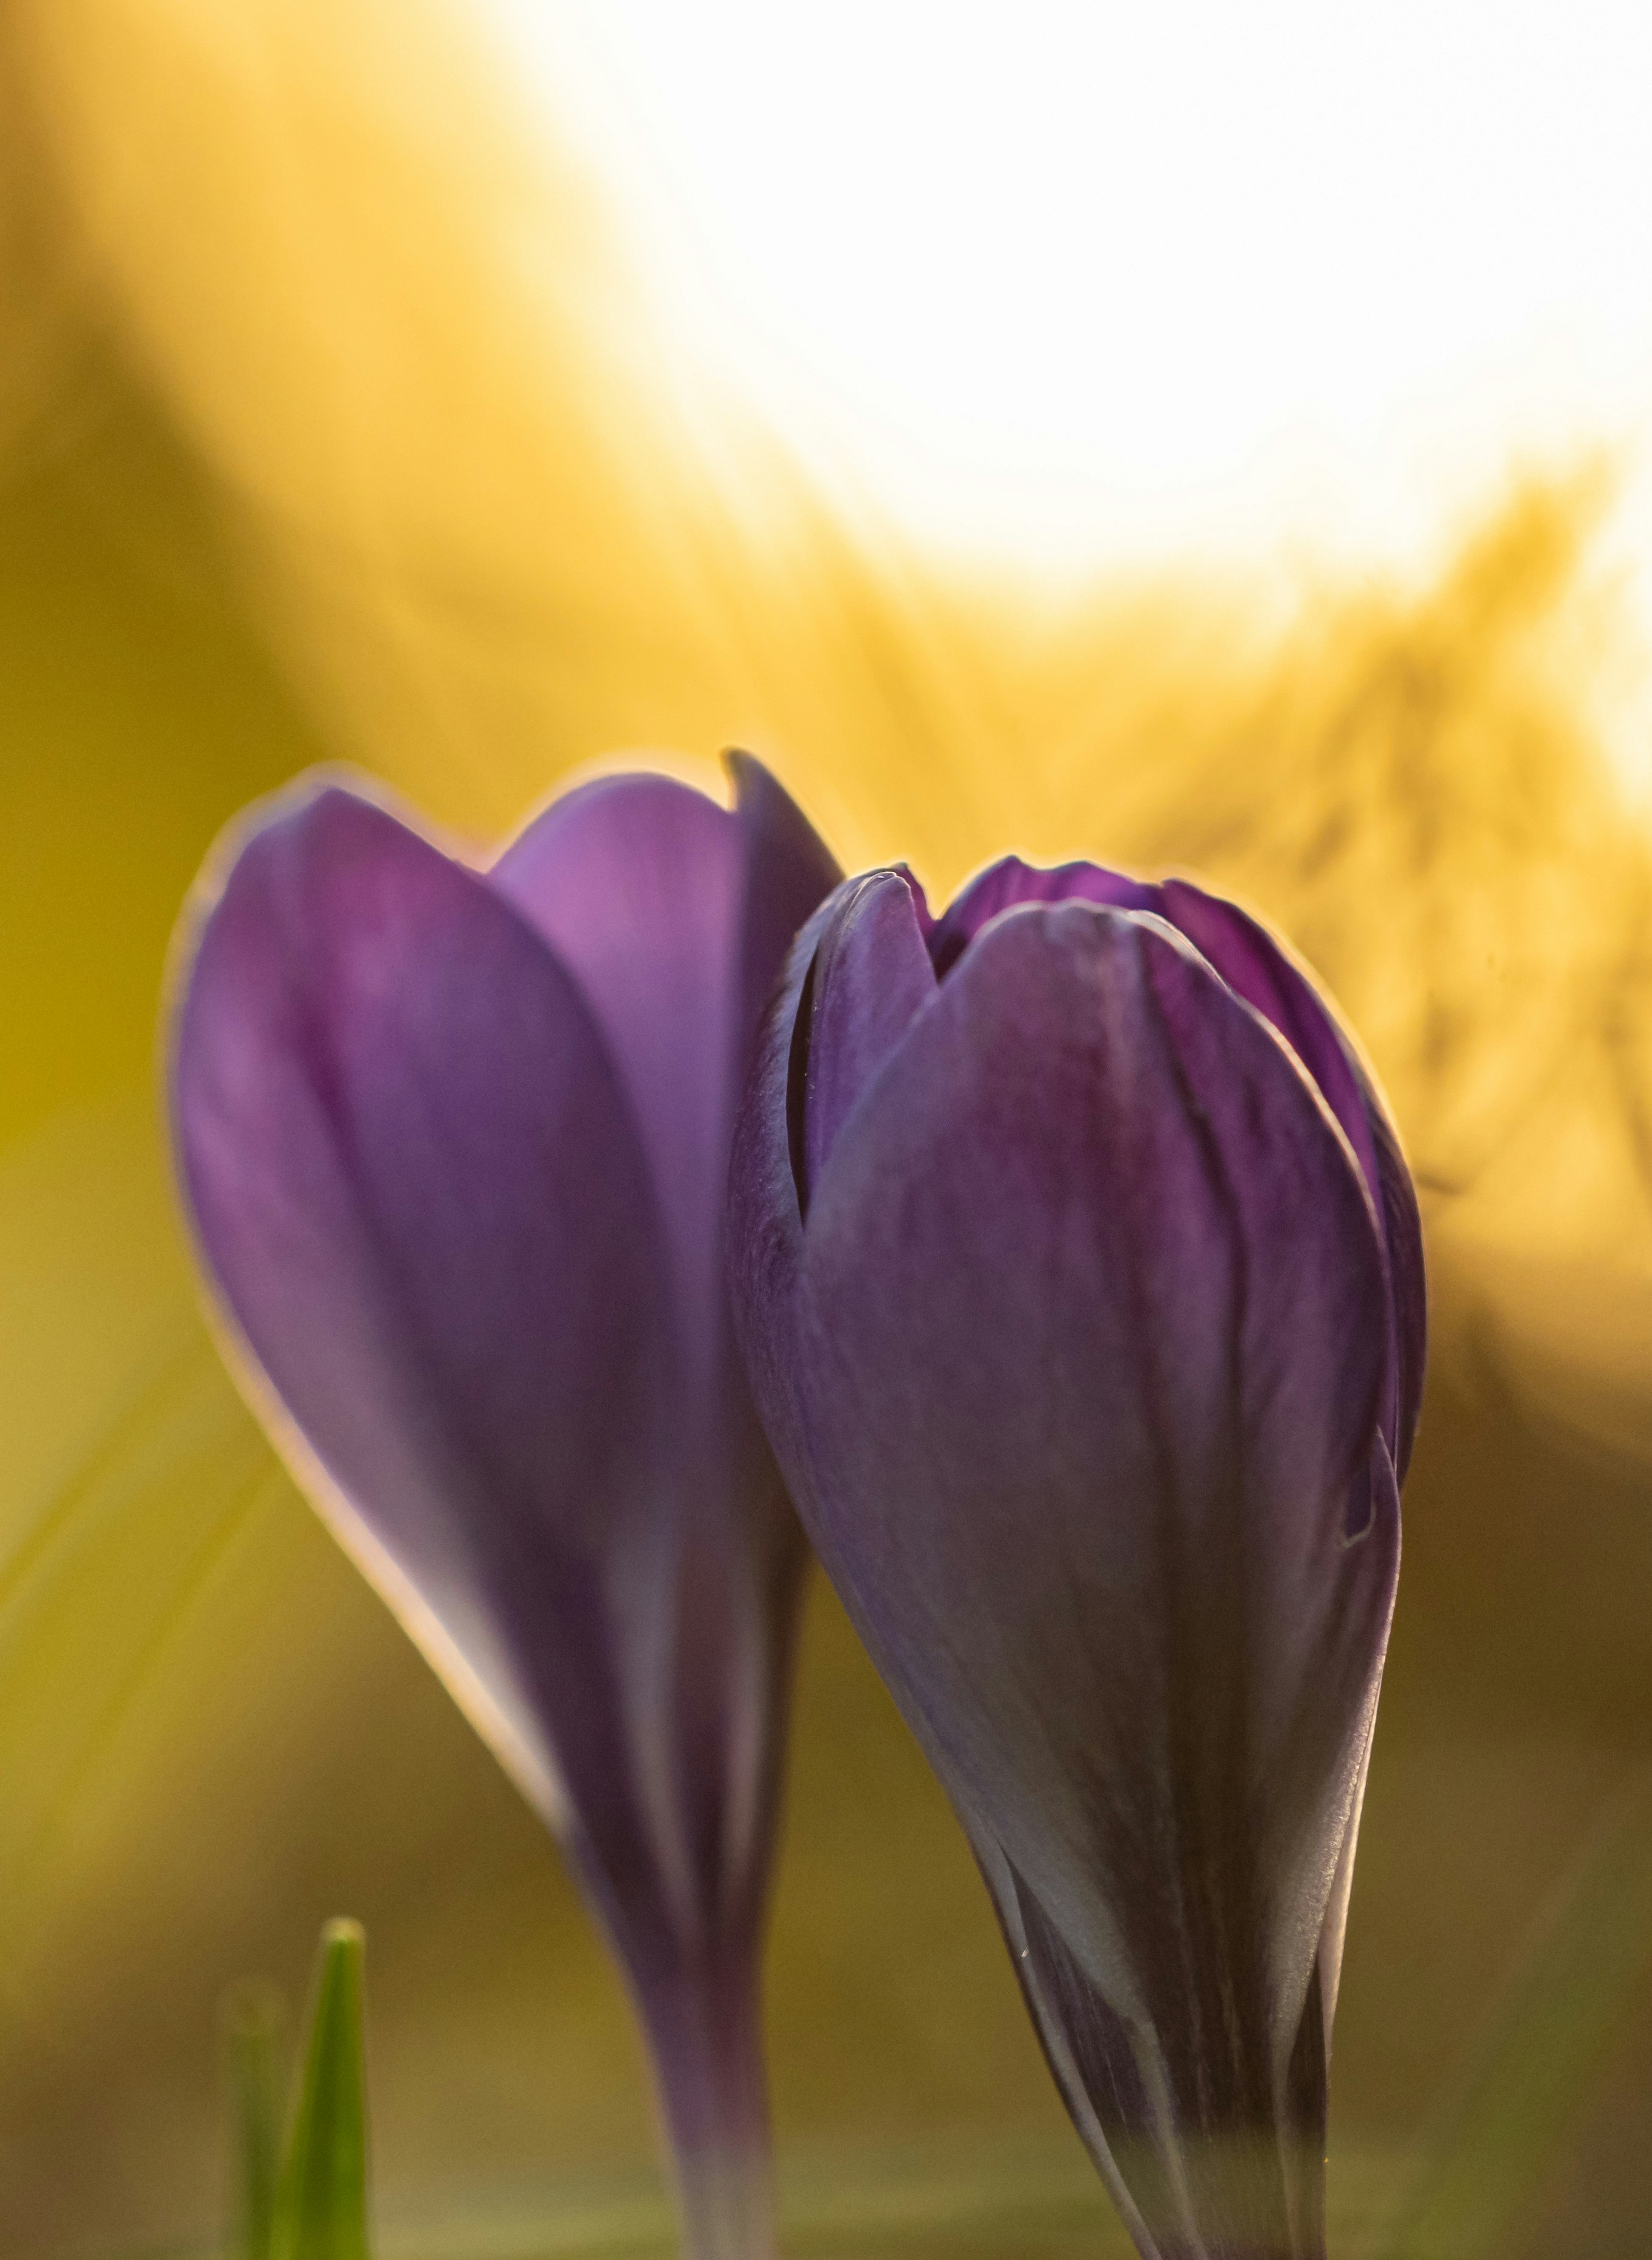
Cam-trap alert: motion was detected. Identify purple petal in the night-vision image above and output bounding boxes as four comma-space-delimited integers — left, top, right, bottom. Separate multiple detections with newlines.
611, 757, 838, 2013
172, 785, 678, 1895
1311, 1444, 1399, 2047
928, 855, 1427, 1483
928, 854, 1157, 977
763, 902, 1395, 2255
727, 862, 930, 1509
490, 760, 839, 1926
727, 902, 833, 1512
1158, 880, 1426, 1480
491, 774, 744, 1389
725, 751, 845, 1072
796, 869, 936, 1207
178, 768, 840, 2260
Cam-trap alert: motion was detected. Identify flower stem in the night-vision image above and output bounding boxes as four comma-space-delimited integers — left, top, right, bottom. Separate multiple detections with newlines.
640, 1953, 775, 2260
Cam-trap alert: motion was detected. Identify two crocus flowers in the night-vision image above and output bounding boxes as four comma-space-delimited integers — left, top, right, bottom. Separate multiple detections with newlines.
170, 756, 1423, 2260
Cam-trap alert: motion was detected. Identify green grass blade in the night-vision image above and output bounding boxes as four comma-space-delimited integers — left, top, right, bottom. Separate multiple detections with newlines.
1375, 1767, 1652, 2260
225, 1981, 285, 2260
272, 1921, 371, 2260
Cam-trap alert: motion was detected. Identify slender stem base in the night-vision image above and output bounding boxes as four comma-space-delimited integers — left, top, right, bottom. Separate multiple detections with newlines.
639, 1954, 775, 2260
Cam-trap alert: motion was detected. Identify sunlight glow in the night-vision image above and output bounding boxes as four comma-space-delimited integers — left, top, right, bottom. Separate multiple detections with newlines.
471, 2, 1652, 798
489, 4, 1652, 574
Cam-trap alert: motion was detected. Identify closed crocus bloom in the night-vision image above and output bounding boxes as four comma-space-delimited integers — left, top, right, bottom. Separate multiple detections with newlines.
731, 855, 1423, 2260
172, 754, 838, 2260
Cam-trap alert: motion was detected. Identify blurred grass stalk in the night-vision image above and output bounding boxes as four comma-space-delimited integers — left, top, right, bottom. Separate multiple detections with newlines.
1376, 1770, 1652, 2260
217, 1793, 1652, 2260
226, 1923, 371, 2260
271, 1921, 371, 2260
225, 1980, 284, 2260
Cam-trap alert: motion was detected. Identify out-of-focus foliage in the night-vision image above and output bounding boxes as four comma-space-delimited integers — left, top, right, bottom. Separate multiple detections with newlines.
1, 3, 1652, 2256
220, 1926, 371, 2260
1378, 1772, 1652, 2260
226, 1982, 284, 2260
271, 1922, 371, 2260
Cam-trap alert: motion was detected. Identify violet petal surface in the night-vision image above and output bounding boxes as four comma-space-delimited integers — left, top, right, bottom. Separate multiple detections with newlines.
732, 869, 1412, 2260
174, 761, 838, 2260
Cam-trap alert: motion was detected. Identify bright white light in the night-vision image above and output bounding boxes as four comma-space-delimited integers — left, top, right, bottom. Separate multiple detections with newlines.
489, 2, 1652, 611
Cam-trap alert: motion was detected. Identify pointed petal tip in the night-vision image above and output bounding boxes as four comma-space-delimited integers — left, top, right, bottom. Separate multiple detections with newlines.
722, 745, 767, 801
494, 767, 741, 914
793, 868, 937, 1210
929, 852, 1159, 974
1157, 876, 1426, 1477
726, 748, 842, 900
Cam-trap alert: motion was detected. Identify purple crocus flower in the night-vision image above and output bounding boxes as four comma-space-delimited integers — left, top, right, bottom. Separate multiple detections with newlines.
731, 855, 1424, 2260
170, 755, 839, 2260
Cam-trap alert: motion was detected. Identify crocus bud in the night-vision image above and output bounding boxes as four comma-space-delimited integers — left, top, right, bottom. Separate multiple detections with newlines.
171, 754, 839, 2260
731, 855, 1424, 2260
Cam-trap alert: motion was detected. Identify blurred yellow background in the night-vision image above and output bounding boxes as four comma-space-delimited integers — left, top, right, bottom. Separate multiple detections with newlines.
4, 4, 1652, 2256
